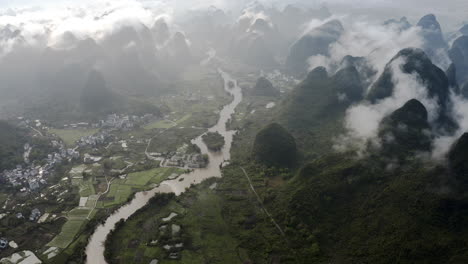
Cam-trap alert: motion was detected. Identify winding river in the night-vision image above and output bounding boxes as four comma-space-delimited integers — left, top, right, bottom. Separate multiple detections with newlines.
85, 70, 243, 264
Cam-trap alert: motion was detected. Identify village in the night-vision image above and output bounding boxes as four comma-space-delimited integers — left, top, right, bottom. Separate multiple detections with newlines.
62, 113, 158, 131
0, 67, 231, 262
161, 152, 208, 169
1, 113, 160, 187
1, 140, 79, 193
147, 141, 208, 170
0, 135, 79, 253
0, 110, 208, 251
1, 111, 208, 194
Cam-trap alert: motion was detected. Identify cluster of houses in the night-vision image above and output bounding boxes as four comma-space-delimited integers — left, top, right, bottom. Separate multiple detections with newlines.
15, 208, 41, 222
0, 209, 41, 250
1, 140, 79, 192
264, 69, 299, 92
83, 153, 102, 164
77, 131, 110, 148
164, 153, 207, 169
2, 165, 47, 192
63, 122, 94, 129
29, 208, 41, 221
101, 114, 136, 130
17, 117, 45, 129
100, 113, 159, 130
0, 238, 8, 249
62, 113, 158, 131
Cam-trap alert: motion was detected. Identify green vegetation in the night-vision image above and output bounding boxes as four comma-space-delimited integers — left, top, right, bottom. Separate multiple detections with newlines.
278, 67, 351, 160
48, 167, 182, 254
49, 128, 99, 146
125, 167, 177, 186
0, 181, 79, 259
26, 71, 161, 126
280, 152, 468, 263
144, 114, 193, 130
0, 120, 57, 171
47, 209, 116, 264
449, 133, 468, 185
144, 120, 175, 129
378, 99, 433, 159
104, 193, 175, 264
2, 23, 466, 264
0, 121, 28, 171
98, 167, 183, 208
0, 217, 67, 258
105, 179, 242, 264
48, 220, 87, 249
225, 64, 468, 263
81, 70, 120, 113
147, 127, 203, 154
76, 178, 96, 197
367, 48, 455, 131
98, 181, 133, 208
186, 143, 201, 154
253, 123, 297, 168
0, 61, 236, 263
251, 77, 280, 97
202, 132, 225, 151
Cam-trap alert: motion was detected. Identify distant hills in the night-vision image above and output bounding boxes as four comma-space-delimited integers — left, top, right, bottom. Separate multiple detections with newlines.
449, 36, 468, 88
449, 133, 468, 185
378, 99, 433, 158
253, 123, 297, 168
277, 64, 365, 158
80, 70, 122, 114
286, 20, 344, 75
0, 121, 27, 171
368, 48, 456, 132
234, 39, 468, 262
417, 14, 449, 65
250, 77, 280, 97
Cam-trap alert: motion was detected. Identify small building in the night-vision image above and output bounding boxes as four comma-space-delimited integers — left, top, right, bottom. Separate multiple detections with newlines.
28, 179, 40, 191
84, 154, 102, 164
29, 208, 41, 222
0, 238, 8, 249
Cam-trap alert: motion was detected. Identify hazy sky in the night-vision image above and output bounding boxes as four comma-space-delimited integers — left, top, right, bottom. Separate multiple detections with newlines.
0, 0, 466, 31
326, 0, 468, 30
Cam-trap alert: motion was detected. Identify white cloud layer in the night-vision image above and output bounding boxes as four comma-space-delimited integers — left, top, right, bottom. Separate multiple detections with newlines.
307, 18, 424, 79
337, 58, 441, 155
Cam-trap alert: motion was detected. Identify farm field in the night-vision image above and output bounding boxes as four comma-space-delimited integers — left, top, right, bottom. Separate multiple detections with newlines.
49, 128, 99, 146
97, 167, 184, 208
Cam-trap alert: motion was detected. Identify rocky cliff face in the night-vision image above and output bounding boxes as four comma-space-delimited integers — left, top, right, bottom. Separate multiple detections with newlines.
449, 36, 468, 87
417, 14, 449, 67
253, 123, 297, 168
367, 48, 455, 131
286, 20, 344, 75
378, 99, 432, 157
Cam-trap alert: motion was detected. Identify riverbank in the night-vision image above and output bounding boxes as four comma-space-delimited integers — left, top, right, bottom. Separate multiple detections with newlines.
84, 70, 243, 264
104, 178, 241, 264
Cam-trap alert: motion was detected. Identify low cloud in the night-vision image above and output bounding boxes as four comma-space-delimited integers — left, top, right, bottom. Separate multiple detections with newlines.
307, 54, 333, 72
0, 0, 170, 54
337, 57, 440, 154
432, 94, 468, 159
307, 19, 424, 82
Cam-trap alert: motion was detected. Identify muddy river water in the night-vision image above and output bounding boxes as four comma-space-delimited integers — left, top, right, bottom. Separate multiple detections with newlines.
85, 70, 243, 264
